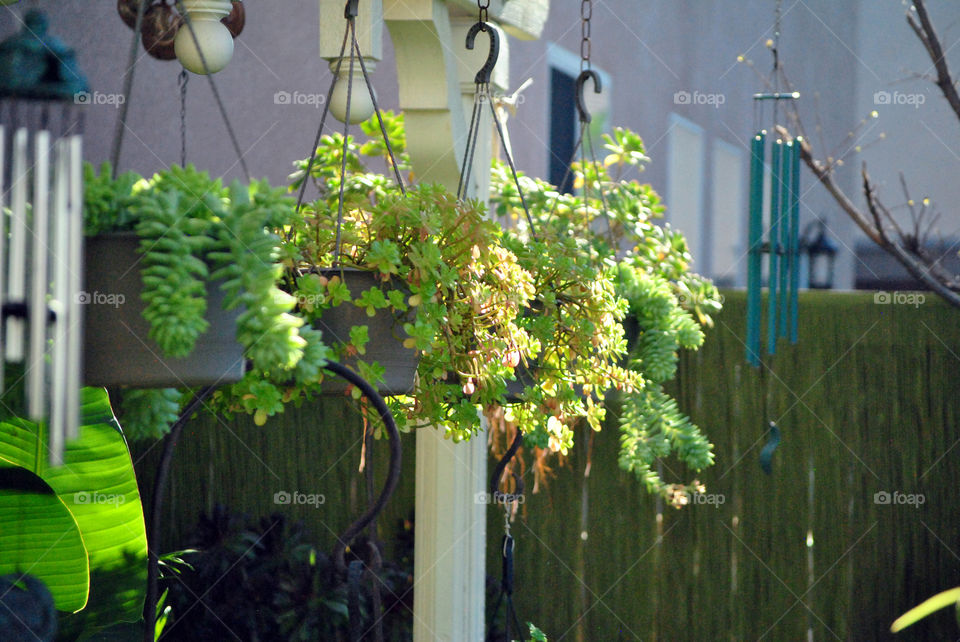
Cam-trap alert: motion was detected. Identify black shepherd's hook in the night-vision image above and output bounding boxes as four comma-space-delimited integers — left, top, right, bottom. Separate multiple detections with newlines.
328, 360, 403, 573
490, 429, 524, 497
575, 69, 602, 124
465, 21, 500, 84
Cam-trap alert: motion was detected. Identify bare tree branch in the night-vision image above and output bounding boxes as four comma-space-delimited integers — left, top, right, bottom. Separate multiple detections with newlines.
773, 0, 960, 309
909, 0, 960, 123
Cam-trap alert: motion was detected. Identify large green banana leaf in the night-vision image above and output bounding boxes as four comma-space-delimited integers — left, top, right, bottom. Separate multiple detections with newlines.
0, 466, 89, 613
0, 387, 148, 628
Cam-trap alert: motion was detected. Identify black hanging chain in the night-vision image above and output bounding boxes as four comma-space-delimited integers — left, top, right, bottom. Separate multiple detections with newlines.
178, 69, 188, 167
478, 0, 489, 25
771, 0, 782, 126
486, 431, 526, 640
580, 0, 592, 73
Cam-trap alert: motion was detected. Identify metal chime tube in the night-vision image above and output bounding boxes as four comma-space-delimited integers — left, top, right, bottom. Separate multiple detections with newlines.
745, 131, 765, 366
788, 138, 801, 343
6, 127, 28, 362
766, 139, 782, 356
777, 140, 792, 340
50, 139, 70, 464
0, 124, 5, 394
28, 129, 51, 420
66, 133, 83, 442
1, 108, 84, 464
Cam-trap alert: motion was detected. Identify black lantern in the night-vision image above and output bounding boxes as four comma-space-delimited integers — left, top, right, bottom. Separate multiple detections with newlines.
801, 220, 838, 289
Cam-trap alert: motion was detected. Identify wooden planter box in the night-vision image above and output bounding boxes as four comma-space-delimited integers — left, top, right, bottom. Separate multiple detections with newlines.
82, 234, 246, 388
315, 269, 418, 396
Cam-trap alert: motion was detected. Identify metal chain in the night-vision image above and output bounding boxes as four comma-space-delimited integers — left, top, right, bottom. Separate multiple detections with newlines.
478, 0, 489, 24
178, 69, 188, 167
580, 0, 592, 72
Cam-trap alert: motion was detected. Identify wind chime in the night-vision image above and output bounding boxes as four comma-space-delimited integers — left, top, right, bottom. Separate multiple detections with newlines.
744, 0, 802, 367
0, 11, 87, 465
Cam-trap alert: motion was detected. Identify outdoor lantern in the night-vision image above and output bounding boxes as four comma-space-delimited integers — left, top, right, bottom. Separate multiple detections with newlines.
174, 0, 235, 74
801, 220, 838, 290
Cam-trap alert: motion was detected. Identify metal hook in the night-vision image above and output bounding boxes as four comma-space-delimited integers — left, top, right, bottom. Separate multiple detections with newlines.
490, 430, 523, 496
465, 21, 500, 85
575, 69, 602, 124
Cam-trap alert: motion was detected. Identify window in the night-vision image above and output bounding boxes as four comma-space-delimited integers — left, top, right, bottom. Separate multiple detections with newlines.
666, 114, 705, 265
710, 140, 745, 286
547, 44, 611, 194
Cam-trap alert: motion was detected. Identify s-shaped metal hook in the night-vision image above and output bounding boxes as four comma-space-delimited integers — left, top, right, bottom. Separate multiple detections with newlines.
466, 21, 500, 85
575, 69, 602, 123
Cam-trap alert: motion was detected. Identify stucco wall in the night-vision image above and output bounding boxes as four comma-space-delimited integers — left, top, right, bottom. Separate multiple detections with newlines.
6, 1, 932, 291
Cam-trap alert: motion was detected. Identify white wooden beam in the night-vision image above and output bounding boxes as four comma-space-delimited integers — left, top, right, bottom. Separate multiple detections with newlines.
445, 0, 549, 40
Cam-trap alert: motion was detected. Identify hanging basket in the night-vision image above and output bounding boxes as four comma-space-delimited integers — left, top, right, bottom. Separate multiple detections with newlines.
314, 268, 418, 396
82, 233, 246, 388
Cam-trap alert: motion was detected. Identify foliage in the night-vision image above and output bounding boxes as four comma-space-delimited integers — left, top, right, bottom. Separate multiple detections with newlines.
890, 586, 960, 633
162, 505, 413, 640
489, 126, 721, 499
220, 111, 634, 445
0, 387, 148, 635
82, 163, 329, 439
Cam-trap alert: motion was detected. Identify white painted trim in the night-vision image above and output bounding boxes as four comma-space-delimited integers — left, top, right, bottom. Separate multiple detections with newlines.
666, 113, 706, 262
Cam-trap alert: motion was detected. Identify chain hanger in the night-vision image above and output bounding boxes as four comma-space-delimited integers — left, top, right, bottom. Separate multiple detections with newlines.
580, 0, 592, 73
178, 68, 188, 166
477, 0, 490, 25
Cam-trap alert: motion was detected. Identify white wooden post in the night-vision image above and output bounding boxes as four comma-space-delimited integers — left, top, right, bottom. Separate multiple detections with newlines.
318, 3, 547, 639
384, 4, 503, 638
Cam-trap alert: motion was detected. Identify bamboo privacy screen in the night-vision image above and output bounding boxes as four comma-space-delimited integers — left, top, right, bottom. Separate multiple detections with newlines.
139, 292, 960, 639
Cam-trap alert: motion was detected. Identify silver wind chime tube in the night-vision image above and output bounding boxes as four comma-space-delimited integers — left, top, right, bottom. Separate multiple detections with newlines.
0, 101, 84, 466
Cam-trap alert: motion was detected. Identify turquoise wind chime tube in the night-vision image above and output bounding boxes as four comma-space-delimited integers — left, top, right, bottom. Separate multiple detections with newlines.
777, 140, 792, 340
766, 139, 782, 356
745, 134, 802, 365
788, 139, 801, 343
745, 131, 766, 366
